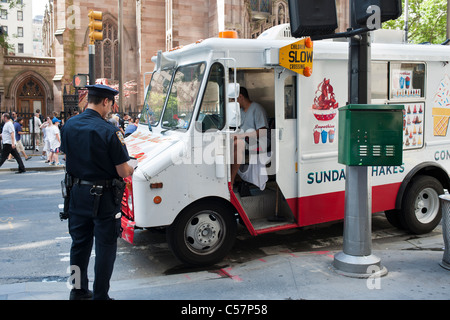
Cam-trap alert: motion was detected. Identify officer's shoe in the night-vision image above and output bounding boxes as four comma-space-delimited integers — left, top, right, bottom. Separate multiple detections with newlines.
69, 289, 93, 300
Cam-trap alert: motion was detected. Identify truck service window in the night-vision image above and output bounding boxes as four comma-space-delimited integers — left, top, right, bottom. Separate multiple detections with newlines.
390, 62, 426, 100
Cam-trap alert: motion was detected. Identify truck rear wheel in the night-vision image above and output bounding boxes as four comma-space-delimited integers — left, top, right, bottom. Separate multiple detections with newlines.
167, 201, 237, 266
400, 175, 443, 234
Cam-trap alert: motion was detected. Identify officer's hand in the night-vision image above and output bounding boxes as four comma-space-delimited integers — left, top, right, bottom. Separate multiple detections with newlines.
116, 162, 135, 178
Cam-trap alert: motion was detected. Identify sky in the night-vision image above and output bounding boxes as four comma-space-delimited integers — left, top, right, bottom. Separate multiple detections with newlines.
32, 0, 48, 17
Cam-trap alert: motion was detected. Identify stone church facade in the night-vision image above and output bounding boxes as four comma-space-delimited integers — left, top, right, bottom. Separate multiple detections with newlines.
41, 0, 350, 114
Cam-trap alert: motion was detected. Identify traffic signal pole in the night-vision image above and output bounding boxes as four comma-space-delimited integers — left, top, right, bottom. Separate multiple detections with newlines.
89, 45, 95, 85
88, 10, 103, 85
333, 0, 387, 278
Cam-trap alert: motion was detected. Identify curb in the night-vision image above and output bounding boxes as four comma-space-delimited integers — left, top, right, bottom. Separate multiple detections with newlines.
0, 166, 65, 173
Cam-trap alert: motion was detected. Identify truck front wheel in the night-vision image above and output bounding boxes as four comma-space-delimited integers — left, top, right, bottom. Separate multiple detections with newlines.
167, 201, 237, 266
400, 175, 443, 234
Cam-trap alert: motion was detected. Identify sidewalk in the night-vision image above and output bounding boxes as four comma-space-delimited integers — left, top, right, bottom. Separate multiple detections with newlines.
0, 151, 65, 173
0, 226, 448, 300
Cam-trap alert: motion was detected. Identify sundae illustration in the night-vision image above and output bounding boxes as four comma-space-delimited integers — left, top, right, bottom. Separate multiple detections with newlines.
312, 78, 339, 121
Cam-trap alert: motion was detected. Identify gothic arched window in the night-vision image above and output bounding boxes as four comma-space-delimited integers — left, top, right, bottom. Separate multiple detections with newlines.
94, 20, 119, 81
250, 0, 270, 13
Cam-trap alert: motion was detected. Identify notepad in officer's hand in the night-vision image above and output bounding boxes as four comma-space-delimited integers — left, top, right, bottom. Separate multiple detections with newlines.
128, 157, 138, 169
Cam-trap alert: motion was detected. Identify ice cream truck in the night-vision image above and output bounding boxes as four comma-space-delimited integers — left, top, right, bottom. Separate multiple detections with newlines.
120, 24, 450, 266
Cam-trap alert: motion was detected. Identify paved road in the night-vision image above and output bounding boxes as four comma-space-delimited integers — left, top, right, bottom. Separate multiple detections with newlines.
0, 157, 448, 302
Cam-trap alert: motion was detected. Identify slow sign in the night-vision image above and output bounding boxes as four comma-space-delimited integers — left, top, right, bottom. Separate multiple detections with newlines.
279, 37, 313, 77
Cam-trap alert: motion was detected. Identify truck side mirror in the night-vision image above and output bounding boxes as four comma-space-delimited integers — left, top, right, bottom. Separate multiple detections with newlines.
226, 83, 240, 128
226, 102, 240, 128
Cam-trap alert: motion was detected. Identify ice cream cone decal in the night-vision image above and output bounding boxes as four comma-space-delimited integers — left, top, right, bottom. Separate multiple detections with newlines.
432, 75, 450, 136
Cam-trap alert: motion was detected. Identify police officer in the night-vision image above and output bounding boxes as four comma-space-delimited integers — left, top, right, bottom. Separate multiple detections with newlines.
61, 84, 134, 300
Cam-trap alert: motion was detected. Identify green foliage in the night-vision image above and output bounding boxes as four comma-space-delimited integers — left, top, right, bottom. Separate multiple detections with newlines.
383, 0, 448, 44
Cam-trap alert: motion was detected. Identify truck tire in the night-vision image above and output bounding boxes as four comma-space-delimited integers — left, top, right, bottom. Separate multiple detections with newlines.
400, 175, 443, 234
384, 209, 405, 229
167, 201, 237, 266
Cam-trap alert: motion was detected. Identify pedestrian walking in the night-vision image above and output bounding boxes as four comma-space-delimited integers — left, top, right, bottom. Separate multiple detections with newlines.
61, 84, 134, 300
48, 117, 62, 165
13, 117, 32, 161
30, 111, 42, 151
0, 113, 26, 173
40, 116, 52, 162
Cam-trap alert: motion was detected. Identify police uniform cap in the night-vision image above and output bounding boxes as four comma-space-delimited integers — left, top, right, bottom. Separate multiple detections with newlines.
86, 84, 119, 100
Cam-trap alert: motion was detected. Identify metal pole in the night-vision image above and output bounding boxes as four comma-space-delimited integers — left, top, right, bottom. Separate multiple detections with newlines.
89, 45, 95, 85
118, 0, 123, 114
404, 0, 409, 43
447, 0, 450, 41
333, 0, 387, 278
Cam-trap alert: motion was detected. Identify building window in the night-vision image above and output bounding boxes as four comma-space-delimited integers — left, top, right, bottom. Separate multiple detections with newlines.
1, 9, 7, 20
94, 20, 119, 81
1, 25, 7, 35
18, 43, 24, 53
17, 10, 23, 21
250, 0, 270, 13
17, 26, 23, 37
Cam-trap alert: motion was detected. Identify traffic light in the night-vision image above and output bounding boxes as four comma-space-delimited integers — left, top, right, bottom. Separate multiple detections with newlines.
73, 74, 89, 88
288, 0, 338, 38
88, 10, 103, 44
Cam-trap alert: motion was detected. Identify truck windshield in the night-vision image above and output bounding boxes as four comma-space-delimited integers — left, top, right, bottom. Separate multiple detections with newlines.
140, 69, 174, 127
161, 63, 206, 129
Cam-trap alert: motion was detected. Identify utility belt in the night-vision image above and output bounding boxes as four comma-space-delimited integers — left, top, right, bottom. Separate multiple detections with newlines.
60, 173, 126, 220
72, 177, 114, 188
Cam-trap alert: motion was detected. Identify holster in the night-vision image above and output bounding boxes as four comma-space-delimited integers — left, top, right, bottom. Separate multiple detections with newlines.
90, 185, 104, 218
112, 178, 127, 205
60, 173, 73, 220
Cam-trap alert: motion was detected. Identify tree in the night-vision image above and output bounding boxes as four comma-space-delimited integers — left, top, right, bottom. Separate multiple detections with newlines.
383, 0, 448, 44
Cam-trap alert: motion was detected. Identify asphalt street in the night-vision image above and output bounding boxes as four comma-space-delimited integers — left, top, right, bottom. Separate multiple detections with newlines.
0, 155, 449, 304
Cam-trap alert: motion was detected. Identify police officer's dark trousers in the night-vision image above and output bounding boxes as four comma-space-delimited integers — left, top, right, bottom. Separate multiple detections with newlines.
68, 184, 121, 300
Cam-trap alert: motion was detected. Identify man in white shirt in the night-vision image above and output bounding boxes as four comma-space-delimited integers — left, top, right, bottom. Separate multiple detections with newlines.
231, 87, 268, 188
30, 111, 42, 151
0, 113, 26, 173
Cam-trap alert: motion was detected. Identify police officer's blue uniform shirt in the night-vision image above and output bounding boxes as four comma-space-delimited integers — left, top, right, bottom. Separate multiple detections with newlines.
61, 108, 130, 181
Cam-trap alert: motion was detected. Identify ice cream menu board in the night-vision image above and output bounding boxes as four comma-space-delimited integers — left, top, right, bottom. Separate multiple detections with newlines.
391, 70, 421, 99
403, 102, 424, 149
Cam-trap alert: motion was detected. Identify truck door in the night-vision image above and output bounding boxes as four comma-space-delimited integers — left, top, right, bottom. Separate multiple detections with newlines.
274, 68, 299, 212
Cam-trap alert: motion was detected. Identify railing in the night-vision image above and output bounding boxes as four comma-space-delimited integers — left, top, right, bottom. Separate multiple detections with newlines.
1, 112, 43, 151
2, 110, 143, 152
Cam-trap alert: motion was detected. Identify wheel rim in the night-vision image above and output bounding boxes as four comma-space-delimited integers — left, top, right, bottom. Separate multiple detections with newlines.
414, 187, 440, 224
184, 211, 226, 255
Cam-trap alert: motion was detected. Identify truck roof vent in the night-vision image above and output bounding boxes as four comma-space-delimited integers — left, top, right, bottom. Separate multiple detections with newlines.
371, 29, 405, 44
258, 23, 295, 40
